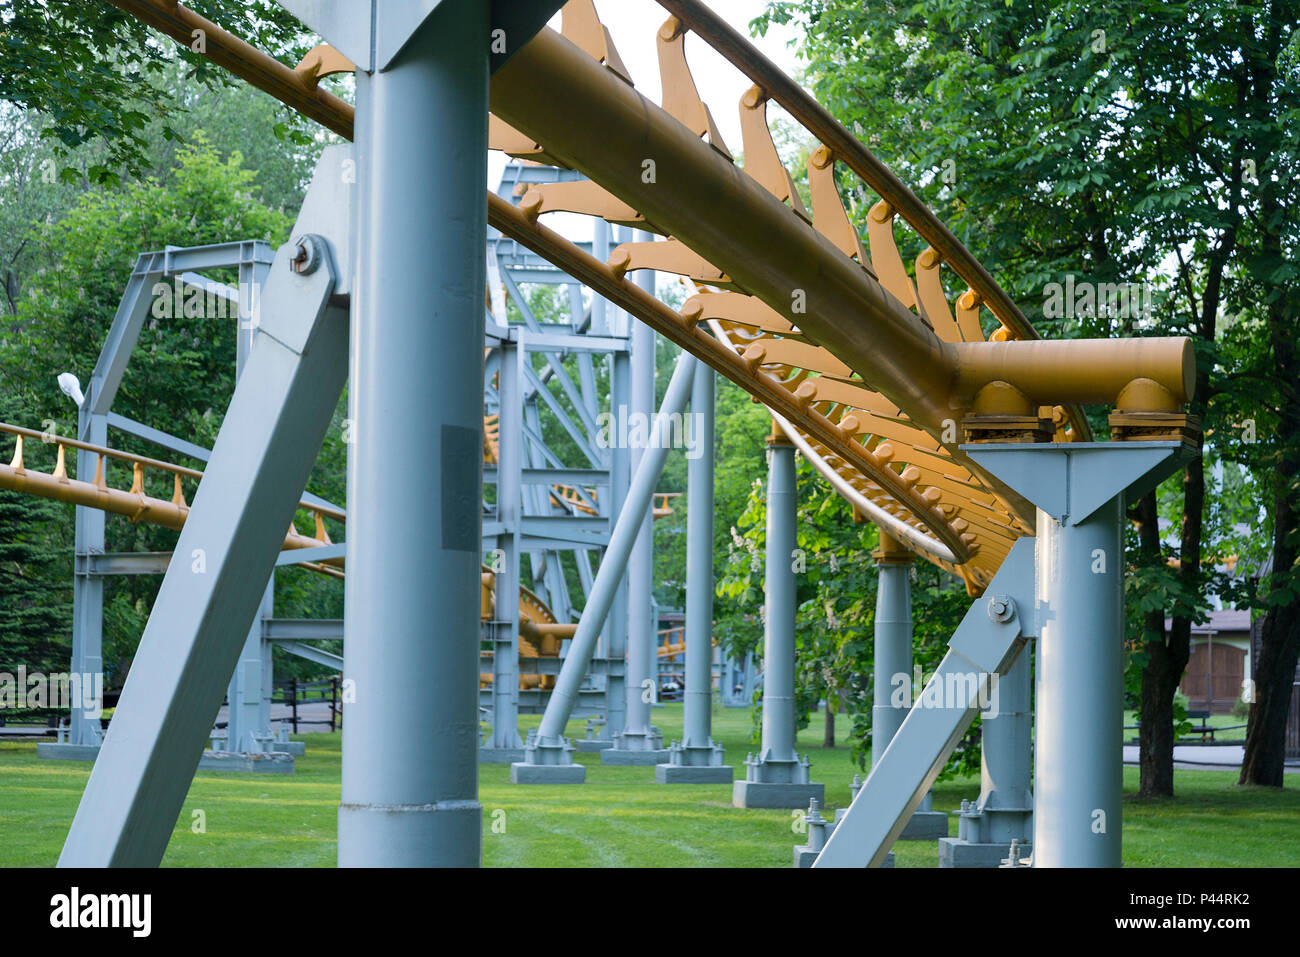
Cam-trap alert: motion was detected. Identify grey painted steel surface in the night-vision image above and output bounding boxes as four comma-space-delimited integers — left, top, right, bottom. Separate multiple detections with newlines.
967, 441, 1188, 867
814, 538, 1037, 867
755, 441, 799, 772
659, 364, 730, 781
338, 0, 487, 867
57, 239, 350, 866
683, 364, 716, 750
872, 557, 912, 758
734, 438, 820, 806
871, 544, 947, 839
515, 349, 699, 773
615, 229, 662, 755
1034, 501, 1123, 867
484, 333, 526, 754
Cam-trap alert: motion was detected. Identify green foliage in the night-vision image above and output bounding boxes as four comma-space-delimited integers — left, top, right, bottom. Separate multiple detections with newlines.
0, 0, 316, 185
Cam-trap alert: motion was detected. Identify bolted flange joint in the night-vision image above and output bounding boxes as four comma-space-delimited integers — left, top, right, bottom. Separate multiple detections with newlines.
986, 594, 1016, 623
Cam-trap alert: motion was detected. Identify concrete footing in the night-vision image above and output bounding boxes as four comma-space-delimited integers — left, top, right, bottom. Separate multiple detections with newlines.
733, 779, 824, 809
655, 763, 734, 783
37, 742, 296, 773
602, 747, 670, 766
36, 743, 101, 762
199, 750, 295, 773
574, 738, 615, 753
898, 809, 950, 840
479, 747, 526, 764
938, 837, 1030, 868
509, 761, 585, 784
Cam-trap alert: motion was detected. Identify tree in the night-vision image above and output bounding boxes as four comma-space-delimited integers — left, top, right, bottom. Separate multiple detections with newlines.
755, 0, 1300, 796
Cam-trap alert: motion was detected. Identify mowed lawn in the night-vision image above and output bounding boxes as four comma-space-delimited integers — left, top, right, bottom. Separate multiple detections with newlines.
1, 703, 1297, 867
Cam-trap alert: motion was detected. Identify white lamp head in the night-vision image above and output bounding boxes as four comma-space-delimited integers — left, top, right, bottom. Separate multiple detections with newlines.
57, 372, 85, 408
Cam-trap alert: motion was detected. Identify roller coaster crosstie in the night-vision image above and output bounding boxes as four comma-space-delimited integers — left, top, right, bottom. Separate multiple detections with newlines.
37, 0, 1198, 869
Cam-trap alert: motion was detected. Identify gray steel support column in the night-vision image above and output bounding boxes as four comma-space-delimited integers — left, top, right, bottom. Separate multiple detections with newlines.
70, 409, 106, 747
512, 350, 698, 783
683, 365, 715, 750
870, 532, 946, 839
612, 227, 661, 759
658, 364, 730, 782
483, 331, 525, 759
339, 0, 487, 866
605, 329, 631, 740
733, 429, 822, 807
577, 217, 623, 751
939, 643, 1033, 866
226, 282, 278, 756
963, 441, 1189, 868
1033, 500, 1123, 867
57, 235, 350, 866
871, 535, 913, 759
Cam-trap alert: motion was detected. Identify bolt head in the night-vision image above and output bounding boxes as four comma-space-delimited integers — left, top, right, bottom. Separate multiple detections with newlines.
987, 594, 1016, 623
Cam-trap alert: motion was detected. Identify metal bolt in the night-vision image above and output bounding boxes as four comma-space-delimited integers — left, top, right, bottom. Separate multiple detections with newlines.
289, 234, 323, 275
987, 594, 1016, 623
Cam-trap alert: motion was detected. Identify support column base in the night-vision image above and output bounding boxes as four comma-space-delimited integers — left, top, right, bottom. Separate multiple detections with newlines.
509, 761, 586, 784
897, 810, 950, 840
938, 837, 1031, 868
795, 846, 894, 868
37, 743, 297, 773
479, 747, 526, 764
656, 763, 734, 783
510, 731, 583, 783
601, 747, 670, 766
733, 780, 824, 809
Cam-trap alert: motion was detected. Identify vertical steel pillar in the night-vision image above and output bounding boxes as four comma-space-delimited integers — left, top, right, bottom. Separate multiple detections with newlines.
227, 267, 277, 756
605, 229, 665, 764
70, 408, 106, 747
1033, 499, 1123, 867
871, 532, 913, 758
482, 331, 525, 760
339, 0, 487, 867
872, 531, 947, 839
576, 217, 624, 752
658, 364, 730, 782
683, 365, 715, 751
939, 643, 1033, 866
963, 441, 1191, 868
733, 426, 822, 808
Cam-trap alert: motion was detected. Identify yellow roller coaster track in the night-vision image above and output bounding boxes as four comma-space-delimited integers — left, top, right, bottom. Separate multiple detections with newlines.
0, 422, 576, 689
98, 0, 1196, 598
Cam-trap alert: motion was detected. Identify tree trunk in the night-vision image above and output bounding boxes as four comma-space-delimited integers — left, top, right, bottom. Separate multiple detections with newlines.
1134, 491, 1176, 797
823, 700, 835, 748
1240, 198, 1300, 787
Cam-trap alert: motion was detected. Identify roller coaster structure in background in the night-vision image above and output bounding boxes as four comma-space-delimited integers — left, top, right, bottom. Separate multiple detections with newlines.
16, 0, 1197, 868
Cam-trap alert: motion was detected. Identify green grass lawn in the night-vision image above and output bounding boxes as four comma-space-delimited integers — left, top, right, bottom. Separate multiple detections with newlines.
1, 703, 1296, 867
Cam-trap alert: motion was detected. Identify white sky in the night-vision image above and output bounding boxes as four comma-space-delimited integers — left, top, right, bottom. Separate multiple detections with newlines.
489, 1, 803, 202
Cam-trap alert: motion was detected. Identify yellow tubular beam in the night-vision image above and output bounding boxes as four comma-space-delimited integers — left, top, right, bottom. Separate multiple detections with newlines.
491, 27, 958, 433
950, 337, 1195, 409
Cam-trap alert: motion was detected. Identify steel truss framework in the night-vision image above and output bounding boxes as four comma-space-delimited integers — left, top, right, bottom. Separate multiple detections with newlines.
34, 0, 1201, 869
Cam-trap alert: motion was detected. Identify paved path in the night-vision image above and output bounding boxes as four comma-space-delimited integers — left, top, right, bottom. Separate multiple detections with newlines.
1123, 743, 1300, 772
